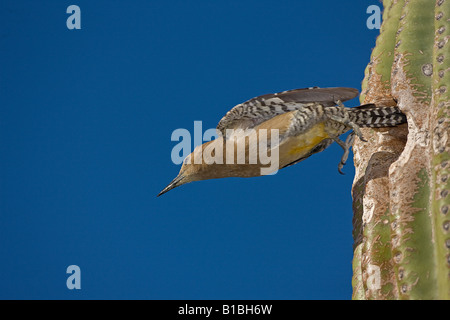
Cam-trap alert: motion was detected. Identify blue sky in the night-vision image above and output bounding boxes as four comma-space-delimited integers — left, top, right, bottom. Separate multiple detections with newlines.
0, 1, 381, 299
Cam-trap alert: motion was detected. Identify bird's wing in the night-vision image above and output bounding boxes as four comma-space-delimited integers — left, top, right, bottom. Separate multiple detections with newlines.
216, 87, 358, 138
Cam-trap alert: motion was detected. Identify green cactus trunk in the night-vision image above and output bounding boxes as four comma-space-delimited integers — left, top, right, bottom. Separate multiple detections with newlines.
352, 0, 450, 300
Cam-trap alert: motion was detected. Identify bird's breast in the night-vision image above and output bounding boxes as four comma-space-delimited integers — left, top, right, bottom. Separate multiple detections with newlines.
279, 122, 330, 165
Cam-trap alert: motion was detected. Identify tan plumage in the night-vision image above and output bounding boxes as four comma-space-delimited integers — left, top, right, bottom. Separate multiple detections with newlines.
158, 87, 406, 196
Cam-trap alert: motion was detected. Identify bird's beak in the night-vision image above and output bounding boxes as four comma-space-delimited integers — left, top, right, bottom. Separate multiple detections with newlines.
157, 175, 185, 197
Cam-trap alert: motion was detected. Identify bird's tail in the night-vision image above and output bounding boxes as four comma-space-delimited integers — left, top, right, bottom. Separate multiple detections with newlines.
349, 104, 407, 128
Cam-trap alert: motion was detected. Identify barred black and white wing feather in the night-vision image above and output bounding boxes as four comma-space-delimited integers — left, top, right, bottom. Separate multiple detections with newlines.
216, 87, 359, 138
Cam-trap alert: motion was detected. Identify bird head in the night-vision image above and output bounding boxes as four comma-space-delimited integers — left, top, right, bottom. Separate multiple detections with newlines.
157, 141, 215, 197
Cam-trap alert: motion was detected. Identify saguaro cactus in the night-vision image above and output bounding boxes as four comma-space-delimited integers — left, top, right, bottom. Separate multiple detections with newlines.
352, 0, 450, 299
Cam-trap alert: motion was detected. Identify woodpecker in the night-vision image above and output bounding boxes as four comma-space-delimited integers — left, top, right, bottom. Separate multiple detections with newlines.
158, 87, 406, 196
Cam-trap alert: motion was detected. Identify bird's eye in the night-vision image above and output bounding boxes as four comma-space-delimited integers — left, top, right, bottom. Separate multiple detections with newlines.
183, 155, 191, 165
